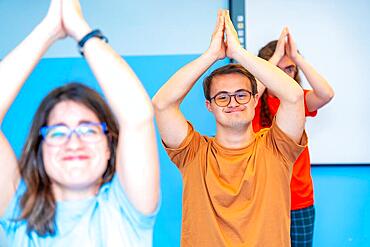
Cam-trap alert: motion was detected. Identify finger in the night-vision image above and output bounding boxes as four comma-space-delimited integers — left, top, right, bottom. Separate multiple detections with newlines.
285, 40, 292, 56
218, 10, 225, 33
287, 30, 296, 48
225, 10, 238, 35
213, 11, 226, 39
212, 10, 224, 37
279, 27, 288, 41
213, 10, 221, 33
276, 28, 287, 51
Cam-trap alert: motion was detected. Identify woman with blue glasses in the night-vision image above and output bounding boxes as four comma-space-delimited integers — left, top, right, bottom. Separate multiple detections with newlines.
0, 0, 159, 246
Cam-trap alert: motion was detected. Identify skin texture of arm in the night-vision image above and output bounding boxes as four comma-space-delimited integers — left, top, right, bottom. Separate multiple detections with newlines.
62, 0, 159, 214
152, 10, 227, 149
225, 14, 305, 143
286, 29, 335, 112
0, 0, 66, 216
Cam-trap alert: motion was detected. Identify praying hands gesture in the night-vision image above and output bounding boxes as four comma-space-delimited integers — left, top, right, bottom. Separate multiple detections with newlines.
266, 26, 334, 112
205, 9, 244, 62
268, 27, 301, 66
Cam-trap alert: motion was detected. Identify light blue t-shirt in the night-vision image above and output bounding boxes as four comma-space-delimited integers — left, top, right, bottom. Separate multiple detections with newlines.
0, 174, 158, 247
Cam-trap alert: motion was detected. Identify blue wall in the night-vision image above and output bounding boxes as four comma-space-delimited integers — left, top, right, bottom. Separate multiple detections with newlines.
312, 166, 370, 246
2, 55, 369, 246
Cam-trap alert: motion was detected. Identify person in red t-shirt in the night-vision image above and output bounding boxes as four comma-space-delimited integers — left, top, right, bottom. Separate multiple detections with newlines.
253, 27, 334, 247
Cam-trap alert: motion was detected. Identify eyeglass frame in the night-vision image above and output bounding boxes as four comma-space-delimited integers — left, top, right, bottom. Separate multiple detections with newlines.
209, 89, 255, 107
39, 122, 108, 146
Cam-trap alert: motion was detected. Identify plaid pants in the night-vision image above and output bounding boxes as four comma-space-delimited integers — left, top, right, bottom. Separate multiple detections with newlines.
291, 205, 315, 247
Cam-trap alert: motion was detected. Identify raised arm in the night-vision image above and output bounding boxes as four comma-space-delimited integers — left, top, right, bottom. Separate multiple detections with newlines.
152, 10, 226, 148
256, 27, 289, 96
224, 11, 305, 142
62, 0, 159, 214
286, 30, 334, 112
0, 0, 65, 216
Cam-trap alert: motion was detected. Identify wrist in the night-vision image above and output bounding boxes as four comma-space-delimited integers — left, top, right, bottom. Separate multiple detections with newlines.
268, 55, 281, 66
78, 29, 109, 56
293, 53, 304, 65
203, 49, 222, 63
71, 22, 92, 42
34, 22, 60, 46
229, 46, 245, 61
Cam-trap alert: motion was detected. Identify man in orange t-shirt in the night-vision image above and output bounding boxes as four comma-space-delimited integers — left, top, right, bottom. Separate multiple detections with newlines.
254, 28, 334, 247
153, 11, 307, 246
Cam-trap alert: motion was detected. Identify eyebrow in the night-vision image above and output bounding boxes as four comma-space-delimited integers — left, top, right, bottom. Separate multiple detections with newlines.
215, 89, 250, 95
47, 120, 98, 127
284, 65, 296, 70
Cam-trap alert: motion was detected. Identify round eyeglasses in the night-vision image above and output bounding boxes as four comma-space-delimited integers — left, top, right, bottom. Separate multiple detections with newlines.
40, 122, 108, 146
209, 89, 253, 107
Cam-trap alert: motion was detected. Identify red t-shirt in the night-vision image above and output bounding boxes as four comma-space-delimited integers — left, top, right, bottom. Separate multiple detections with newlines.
252, 90, 317, 210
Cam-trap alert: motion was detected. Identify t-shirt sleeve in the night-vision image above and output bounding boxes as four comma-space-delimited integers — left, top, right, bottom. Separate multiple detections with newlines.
106, 174, 159, 230
163, 121, 203, 171
264, 118, 308, 166
304, 89, 318, 117
0, 180, 25, 231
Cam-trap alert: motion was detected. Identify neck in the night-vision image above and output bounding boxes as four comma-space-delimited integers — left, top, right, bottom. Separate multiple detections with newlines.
215, 123, 255, 149
52, 182, 100, 201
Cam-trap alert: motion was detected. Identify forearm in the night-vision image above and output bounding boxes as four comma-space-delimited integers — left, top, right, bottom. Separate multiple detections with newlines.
295, 55, 334, 100
152, 51, 218, 111
233, 48, 303, 102
0, 23, 55, 122
83, 37, 153, 124
268, 54, 281, 66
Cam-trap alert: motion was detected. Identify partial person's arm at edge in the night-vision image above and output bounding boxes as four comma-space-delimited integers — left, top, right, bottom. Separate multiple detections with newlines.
62, 0, 159, 215
0, 0, 64, 216
152, 10, 226, 149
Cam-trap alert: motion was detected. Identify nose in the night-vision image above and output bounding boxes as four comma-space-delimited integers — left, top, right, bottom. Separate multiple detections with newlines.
227, 95, 239, 107
65, 131, 84, 149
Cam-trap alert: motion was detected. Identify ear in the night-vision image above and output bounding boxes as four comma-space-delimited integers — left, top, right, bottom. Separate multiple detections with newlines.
252, 94, 259, 108
105, 137, 112, 160
205, 100, 213, 112
105, 148, 111, 160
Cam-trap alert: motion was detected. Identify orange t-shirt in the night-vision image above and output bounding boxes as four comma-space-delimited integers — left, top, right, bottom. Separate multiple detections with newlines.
165, 119, 308, 247
252, 90, 317, 210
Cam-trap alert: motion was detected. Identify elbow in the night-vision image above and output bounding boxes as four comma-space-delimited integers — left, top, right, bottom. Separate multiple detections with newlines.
324, 87, 335, 103
152, 94, 177, 112
151, 94, 163, 111
288, 86, 304, 104
316, 86, 335, 105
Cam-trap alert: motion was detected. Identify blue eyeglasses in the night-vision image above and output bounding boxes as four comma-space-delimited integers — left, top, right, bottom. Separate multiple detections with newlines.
40, 122, 108, 146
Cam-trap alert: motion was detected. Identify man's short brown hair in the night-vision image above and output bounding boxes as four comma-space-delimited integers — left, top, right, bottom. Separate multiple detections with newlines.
203, 64, 258, 100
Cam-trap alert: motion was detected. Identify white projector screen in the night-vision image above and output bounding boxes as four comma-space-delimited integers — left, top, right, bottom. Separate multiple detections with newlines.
246, 0, 370, 164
